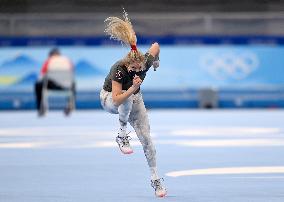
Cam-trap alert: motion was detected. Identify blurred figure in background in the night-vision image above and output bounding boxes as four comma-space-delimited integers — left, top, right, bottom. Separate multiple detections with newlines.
34, 48, 76, 117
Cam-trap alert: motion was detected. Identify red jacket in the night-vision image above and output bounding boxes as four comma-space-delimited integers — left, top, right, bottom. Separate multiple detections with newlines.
41, 55, 73, 76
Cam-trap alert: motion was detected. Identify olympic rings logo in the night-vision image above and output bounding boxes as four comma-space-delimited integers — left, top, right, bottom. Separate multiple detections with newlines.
199, 52, 259, 80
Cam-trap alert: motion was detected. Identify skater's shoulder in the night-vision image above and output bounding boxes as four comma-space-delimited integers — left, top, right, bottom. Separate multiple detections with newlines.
111, 61, 128, 73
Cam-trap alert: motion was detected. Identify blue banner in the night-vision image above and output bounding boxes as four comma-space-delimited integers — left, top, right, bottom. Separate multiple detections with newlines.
1, 45, 284, 91
0, 45, 284, 109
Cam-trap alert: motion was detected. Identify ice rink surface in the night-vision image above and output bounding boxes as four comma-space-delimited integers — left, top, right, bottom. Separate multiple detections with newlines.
0, 109, 284, 202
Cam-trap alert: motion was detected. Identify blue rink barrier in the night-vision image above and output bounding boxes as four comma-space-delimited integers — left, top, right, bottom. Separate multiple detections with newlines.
0, 88, 284, 110
218, 88, 284, 108
2, 35, 284, 46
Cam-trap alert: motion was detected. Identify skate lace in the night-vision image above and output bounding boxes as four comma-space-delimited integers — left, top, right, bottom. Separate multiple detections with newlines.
151, 178, 164, 191
116, 132, 131, 147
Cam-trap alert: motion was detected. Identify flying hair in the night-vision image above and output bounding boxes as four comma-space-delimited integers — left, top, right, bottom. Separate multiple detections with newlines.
104, 8, 137, 47
104, 8, 146, 70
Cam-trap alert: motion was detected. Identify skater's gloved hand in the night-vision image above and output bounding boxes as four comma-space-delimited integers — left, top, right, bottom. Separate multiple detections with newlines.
132, 74, 142, 88
153, 60, 159, 70
153, 55, 160, 71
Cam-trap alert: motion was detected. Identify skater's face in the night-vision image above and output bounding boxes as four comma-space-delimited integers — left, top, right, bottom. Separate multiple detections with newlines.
128, 62, 143, 72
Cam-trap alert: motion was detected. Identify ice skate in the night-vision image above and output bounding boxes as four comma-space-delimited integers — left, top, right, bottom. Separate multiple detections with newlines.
151, 178, 167, 197
115, 130, 133, 154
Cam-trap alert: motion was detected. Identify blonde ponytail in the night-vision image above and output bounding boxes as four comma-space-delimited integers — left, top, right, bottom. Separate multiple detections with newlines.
104, 9, 146, 70
104, 9, 137, 47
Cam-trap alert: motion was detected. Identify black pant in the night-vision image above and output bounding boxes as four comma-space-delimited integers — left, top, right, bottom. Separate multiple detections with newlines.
34, 79, 76, 111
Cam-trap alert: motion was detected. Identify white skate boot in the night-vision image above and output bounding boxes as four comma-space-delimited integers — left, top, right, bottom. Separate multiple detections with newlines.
115, 130, 133, 154
151, 178, 167, 197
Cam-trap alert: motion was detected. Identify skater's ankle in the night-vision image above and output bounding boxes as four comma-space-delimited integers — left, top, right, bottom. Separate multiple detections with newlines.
150, 167, 159, 180
118, 128, 127, 137
151, 176, 160, 181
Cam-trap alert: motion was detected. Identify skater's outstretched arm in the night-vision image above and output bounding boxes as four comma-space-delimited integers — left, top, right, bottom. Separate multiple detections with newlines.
144, 42, 160, 72
148, 42, 160, 58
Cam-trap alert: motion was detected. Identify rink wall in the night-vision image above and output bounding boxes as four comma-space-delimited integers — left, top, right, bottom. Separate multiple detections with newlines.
0, 36, 284, 109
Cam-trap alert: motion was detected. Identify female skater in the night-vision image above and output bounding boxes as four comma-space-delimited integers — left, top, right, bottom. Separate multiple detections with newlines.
100, 10, 167, 197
